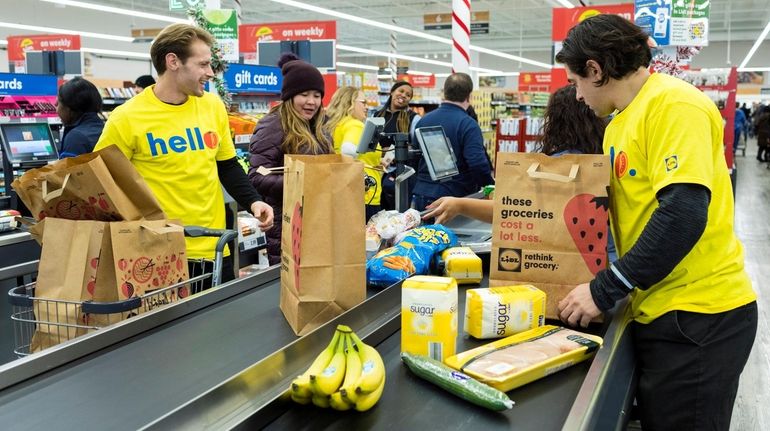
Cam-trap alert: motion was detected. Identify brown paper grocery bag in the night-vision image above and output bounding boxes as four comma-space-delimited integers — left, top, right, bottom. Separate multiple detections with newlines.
490, 152, 610, 321
104, 220, 190, 311
30, 218, 108, 351
12, 145, 165, 221
280, 154, 366, 335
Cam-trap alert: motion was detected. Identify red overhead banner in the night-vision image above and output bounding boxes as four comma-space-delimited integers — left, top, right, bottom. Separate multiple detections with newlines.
239, 21, 337, 53
518, 72, 552, 91
552, 4, 634, 41
6, 34, 82, 61
398, 74, 436, 88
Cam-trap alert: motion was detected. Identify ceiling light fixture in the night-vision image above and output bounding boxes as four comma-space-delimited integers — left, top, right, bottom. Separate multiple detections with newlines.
38, 0, 187, 23
336, 61, 379, 71
738, 18, 770, 69
338, 44, 502, 74
0, 39, 7, 46
266, 0, 551, 70
81, 47, 151, 59
553, 0, 575, 8
478, 72, 521, 77
0, 21, 135, 42
407, 70, 435, 76
737, 67, 770, 72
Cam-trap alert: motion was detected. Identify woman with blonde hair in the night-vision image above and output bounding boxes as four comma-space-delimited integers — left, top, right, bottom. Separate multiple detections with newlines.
249, 53, 332, 265
325, 86, 383, 219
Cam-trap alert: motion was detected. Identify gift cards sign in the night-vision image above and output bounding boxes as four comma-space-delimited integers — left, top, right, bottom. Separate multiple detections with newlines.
223, 63, 282, 94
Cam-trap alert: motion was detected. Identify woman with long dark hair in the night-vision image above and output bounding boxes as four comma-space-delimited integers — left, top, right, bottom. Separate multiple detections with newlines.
56, 77, 105, 158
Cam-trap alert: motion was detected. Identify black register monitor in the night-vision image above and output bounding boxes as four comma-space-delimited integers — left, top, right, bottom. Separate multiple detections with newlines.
0, 122, 59, 164
413, 126, 459, 181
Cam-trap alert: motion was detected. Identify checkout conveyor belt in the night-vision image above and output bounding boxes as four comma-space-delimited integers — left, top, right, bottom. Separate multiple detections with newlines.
0, 214, 637, 430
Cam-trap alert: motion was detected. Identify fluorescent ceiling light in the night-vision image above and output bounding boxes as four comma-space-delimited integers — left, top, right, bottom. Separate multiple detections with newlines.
407, 70, 434, 76
267, 0, 551, 70
739, 18, 770, 69
39, 0, 187, 23
81, 47, 150, 59
338, 44, 502, 74
737, 67, 770, 72
0, 39, 7, 46
554, 0, 575, 8
478, 72, 520, 77
0, 21, 134, 42
336, 61, 379, 71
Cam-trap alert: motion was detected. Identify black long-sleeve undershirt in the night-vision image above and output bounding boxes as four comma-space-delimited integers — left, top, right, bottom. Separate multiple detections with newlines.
217, 157, 261, 210
590, 183, 711, 311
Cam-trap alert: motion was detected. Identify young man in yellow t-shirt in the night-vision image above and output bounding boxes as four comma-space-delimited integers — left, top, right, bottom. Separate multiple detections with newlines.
94, 24, 273, 287
555, 15, 757, 430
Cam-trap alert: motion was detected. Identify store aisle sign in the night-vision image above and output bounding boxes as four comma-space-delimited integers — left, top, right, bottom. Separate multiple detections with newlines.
670, 0, 709, 46
552, 4, 635, 41
6, 34, 81, 62
397, 74, 436, 88
204, 9, 238, 62
0, 73, 58, 96
518, 72, 552, 92
635, 0, 671, 47
239, 21, 336, 53
424, 11, 490, 35
224, 64, 282, 94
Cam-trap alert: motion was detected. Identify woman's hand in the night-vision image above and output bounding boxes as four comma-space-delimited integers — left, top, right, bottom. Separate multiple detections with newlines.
422, 197, 461, 225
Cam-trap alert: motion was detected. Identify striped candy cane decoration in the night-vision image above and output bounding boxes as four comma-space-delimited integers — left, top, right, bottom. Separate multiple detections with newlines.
389, 20, 398, 81
452, 0, 471, 74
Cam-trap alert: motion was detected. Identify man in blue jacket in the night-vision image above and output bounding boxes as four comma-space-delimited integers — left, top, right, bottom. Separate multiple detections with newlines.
411, 73, 494, 211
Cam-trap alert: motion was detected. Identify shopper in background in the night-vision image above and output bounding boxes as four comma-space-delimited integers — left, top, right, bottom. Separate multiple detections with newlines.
94, 23, 273, 287
375, 80, 421, 210
411, 72, 494, 212
756, 105, 770, 162
555, 14, 757, 430
56, 77, 105, 158
132, 75, 155, 94
734, 101, 747, 155
249, 53, 331, 265
325, 86, 383, 220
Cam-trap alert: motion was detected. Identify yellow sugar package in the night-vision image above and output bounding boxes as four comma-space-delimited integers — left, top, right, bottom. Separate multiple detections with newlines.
441, 246, 483, 284
445, 325, 603, 392
464, 285, 545, 339
401, 275, 458, 362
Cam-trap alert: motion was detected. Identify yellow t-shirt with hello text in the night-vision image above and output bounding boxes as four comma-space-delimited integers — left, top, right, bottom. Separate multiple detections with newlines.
604, 73, 755, 324
332, 116, 382, 206
94, 86, 235, 259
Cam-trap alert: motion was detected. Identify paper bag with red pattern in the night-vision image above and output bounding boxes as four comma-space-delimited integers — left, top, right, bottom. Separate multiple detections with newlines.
12, 144, 165, 221
101, 220, 190, 313
279, 154, 366, 336
490, 152, 610, 321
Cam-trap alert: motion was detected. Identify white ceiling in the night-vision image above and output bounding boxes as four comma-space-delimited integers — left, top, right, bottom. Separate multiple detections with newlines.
2, 0, 770, 73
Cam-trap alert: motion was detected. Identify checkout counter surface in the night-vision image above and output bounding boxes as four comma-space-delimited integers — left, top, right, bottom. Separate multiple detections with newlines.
0, 217, 636, 431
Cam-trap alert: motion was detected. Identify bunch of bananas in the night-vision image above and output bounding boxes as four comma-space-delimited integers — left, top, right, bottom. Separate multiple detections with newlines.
289, 324, 385, 412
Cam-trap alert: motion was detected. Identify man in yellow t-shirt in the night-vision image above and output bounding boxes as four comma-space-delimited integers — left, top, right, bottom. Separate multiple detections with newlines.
95, 23, 273, 287
555, 15, 757, 430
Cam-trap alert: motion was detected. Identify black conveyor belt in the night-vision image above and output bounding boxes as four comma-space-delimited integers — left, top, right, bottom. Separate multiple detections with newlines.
0, 270, 296, 430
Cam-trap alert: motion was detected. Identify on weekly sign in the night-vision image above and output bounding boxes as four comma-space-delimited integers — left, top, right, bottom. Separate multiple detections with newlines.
552, 4, 635, 41
6, 34, 81, 62
239, 21, 336, 53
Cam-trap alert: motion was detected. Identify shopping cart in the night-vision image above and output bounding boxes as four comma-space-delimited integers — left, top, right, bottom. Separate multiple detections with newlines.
7, 226, 237, 357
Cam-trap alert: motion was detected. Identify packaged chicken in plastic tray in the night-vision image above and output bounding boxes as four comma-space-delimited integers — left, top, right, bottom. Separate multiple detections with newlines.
368, 209, 422, 241
444, 325, 602, 392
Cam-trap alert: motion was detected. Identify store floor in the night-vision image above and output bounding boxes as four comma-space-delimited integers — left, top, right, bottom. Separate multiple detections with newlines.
730, 138, 769, 431
624, 139, 769, 431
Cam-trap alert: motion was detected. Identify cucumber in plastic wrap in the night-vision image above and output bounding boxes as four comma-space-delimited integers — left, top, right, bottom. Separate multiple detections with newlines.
400, 352, 514, 411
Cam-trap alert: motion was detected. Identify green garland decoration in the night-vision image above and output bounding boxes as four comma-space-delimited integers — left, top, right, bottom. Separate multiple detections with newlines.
188, 5, 232, 107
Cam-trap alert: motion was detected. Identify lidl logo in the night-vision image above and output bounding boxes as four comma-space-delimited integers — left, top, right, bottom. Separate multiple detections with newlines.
665, 155, 678, 172
146, 127, 218, 156
498, 248, 522, 272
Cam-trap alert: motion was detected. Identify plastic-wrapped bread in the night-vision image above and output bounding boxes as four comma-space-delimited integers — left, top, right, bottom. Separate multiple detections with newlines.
444, 325, 602, 392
